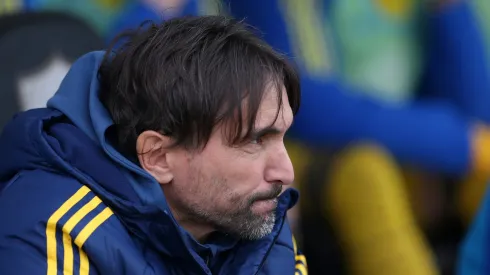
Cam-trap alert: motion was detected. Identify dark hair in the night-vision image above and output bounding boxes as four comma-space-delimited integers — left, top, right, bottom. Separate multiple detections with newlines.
98, 15, 300, 157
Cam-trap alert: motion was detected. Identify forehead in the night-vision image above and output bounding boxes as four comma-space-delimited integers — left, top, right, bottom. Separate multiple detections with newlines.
255, 84, 293, 130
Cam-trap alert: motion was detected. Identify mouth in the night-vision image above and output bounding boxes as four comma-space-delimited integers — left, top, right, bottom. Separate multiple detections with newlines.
251, 198, 278, 215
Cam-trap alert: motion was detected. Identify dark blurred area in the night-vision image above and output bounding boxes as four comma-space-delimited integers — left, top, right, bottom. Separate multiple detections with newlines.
3, 0, 490, 274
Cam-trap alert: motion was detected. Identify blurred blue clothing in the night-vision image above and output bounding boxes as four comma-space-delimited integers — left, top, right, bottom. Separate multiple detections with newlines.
420, 2, 490, 123
458, 186, 490, 274
0, 51, 303, 275
106, 1, 160, 44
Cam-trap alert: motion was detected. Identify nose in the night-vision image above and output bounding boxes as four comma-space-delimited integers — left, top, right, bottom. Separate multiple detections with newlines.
265, 143, 295, 186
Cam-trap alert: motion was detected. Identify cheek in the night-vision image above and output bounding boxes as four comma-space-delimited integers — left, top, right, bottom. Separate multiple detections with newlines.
199, 145, 267, 200
222, 160, 264, 196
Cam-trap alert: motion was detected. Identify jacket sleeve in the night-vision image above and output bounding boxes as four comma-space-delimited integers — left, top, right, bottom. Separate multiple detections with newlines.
0, 172, 104, 275
293, 77, 472, 175
0, 244, 52, 275
420, 1, 490, 123
0, 239, 102, 275
225, 0, 473, 175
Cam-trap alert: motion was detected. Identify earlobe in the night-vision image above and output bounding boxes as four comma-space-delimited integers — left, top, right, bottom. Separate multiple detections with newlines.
136, 131, 174, 184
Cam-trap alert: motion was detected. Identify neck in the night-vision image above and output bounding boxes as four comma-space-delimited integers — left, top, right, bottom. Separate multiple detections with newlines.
177, 219, 215, 243
165, 201, 215, 243
161, 187, 217, 242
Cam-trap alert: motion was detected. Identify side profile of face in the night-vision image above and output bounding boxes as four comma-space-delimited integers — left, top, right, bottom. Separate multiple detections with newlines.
138, 84, 295, 241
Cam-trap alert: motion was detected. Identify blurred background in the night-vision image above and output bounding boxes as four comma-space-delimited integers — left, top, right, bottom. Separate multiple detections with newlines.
3, 0, 490, 274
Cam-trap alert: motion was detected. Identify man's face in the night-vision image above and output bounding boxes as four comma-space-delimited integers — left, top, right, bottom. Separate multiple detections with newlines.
166, 85, 295, 240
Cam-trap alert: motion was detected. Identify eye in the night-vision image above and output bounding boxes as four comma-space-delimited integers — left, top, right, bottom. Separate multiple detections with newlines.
250, 135, 264, 145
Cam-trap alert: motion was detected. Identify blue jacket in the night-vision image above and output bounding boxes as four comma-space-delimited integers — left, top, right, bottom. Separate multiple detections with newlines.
0, 52, 307, 275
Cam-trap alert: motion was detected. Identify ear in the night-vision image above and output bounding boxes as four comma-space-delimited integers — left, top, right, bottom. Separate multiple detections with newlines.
136, 130, 174, 184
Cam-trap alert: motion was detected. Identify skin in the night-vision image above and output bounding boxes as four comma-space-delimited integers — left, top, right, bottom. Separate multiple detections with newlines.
136, 84, 295, 242
143, 0, 188, 17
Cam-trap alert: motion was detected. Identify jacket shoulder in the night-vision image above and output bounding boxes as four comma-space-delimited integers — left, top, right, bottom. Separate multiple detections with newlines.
0, 170, 149, 274
0, 169, 91, 232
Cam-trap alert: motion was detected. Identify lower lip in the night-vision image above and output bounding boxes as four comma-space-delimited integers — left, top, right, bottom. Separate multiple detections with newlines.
251, 199, 277, 214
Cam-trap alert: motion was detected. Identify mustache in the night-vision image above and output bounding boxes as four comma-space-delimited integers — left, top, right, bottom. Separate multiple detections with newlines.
248, 184, 283, 204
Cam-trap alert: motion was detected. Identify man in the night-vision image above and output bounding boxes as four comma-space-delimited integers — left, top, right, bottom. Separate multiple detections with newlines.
0, 16, 306, 275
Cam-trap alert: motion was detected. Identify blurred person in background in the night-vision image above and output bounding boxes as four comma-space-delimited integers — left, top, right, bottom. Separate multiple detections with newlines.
0, 16, 307, 274
0, 11, 104, 130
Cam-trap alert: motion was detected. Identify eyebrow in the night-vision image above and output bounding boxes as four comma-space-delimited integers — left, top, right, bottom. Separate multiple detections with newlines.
250, 127, 282, 139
